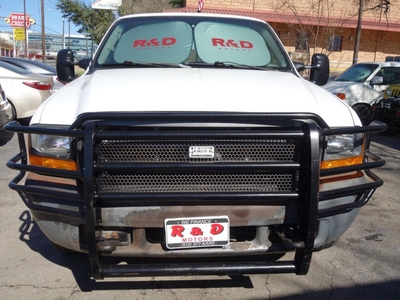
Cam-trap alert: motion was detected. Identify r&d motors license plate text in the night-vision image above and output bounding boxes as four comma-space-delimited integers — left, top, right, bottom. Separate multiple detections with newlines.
165, 216, 229, 249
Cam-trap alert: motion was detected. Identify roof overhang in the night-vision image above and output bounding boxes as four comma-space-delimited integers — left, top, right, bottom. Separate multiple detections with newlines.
172, 7, 400, 32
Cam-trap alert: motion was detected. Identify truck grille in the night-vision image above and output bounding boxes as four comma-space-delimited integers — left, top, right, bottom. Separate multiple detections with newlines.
95, 137, 301, 194
98, 172, 295, 193
98, 139, 296, 162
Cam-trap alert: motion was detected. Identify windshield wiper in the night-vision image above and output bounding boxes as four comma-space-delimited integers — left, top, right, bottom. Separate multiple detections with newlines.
101, 61, 187, 68
186, 61, 272, 70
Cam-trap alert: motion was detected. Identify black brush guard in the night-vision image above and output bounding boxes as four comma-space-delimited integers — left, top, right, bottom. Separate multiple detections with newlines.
5, 112, 386, 279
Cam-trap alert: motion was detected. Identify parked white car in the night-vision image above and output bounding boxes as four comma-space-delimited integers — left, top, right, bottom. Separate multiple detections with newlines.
324, 61, 400, 124
0, 84, 12, 128
0, 61, 53, 122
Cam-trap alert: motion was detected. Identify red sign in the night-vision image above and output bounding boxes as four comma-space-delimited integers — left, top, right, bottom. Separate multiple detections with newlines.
5, 13, 33, 29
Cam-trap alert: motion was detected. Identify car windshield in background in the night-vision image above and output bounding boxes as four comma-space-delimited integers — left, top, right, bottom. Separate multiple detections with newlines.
94, 15, 291, 71
334, 63, 379, 83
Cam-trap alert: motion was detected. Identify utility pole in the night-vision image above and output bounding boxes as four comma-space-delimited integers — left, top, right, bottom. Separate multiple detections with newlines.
62, 18, 65, 49
352, 0, 364, 65
23, 0, 28, 58
41, 0, 45, 62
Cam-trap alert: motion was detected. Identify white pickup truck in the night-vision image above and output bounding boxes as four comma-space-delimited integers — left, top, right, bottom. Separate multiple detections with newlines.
5, 13, 386, 280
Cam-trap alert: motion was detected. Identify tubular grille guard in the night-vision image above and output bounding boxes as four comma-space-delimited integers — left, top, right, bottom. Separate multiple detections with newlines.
4, 113, 386, 279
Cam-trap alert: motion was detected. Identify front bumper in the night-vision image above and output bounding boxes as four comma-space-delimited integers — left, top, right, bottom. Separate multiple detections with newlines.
0, 99, 12, 128
5, 112, 386, 279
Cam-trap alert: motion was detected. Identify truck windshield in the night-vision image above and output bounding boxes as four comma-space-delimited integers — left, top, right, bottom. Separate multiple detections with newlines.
94, 15, 291, 71
334, 63, 379, 83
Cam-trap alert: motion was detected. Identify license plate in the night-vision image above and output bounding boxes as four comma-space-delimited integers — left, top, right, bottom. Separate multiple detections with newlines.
165, 216, 229, 250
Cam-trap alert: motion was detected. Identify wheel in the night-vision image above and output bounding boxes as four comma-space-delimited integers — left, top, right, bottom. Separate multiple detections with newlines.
313, 240, 337, 251
6, 101, 17, 121
0, 102, 16, 145
352, 104, 373, 125
0, 127, 14, 145
375, 116, 400, 136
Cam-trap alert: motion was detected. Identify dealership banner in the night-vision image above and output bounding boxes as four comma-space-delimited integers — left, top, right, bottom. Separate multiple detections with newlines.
92, 0, 122, 10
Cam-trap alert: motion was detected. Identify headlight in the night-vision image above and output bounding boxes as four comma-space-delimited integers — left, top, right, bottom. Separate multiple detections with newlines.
385, 88, 391, 97
321, 134, 363, 169
29, 129, 76, 171
326, 134, 354, 154
30, 134, 71, 159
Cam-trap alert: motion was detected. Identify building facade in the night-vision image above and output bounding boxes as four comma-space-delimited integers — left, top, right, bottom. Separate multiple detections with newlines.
180, 0, 400, 72
0, 31, 95, 59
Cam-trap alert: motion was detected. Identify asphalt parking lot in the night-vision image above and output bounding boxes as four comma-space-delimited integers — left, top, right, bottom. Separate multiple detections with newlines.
0, 132, 399, 300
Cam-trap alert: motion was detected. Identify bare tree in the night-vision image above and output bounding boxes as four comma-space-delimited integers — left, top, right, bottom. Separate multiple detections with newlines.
0, 38, 13, 51
119, 0, 174, 15
270, 0, 392, 63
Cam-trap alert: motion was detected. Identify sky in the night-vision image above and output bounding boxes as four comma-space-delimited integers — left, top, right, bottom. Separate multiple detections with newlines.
0, 0, 93, 36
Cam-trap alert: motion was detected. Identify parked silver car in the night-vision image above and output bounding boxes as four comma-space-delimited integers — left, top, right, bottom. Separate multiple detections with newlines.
0, 57, 65, 93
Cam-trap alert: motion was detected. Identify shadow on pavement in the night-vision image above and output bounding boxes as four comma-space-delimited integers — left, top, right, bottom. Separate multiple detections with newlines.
370, 133, 400, 151
17, 210, 254, 291
255, 279, 400, 300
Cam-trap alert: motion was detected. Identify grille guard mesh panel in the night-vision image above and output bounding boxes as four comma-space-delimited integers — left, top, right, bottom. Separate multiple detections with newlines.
96, 137, 299, 194
98, 139, 297, 163
98, 172, 296, 193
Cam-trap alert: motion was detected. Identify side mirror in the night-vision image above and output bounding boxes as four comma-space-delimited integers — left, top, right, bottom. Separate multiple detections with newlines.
56, 49, 76, 83
293, 61, 305, 72
309, 54, 329, 86
370, 76, 383, 85
78, 58, 90, 70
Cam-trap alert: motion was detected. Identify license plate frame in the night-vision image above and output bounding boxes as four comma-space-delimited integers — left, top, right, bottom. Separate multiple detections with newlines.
165, 216, 230, 250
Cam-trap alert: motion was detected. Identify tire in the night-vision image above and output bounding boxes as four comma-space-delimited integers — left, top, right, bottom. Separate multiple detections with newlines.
17, 116, 32, 126
376, 117, 400, 136
0, 102, 16, 145
352, 104, 373, 126
379, 126, 400, 136
313, 240, 337, 252
0, 127, 14, 145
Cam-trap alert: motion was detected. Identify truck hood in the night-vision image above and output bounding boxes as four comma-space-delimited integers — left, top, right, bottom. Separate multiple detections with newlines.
33, 68, 358, 126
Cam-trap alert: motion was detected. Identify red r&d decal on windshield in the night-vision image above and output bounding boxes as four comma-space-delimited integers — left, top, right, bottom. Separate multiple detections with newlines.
133, 37, 176, 47
211, 38, 253, 49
